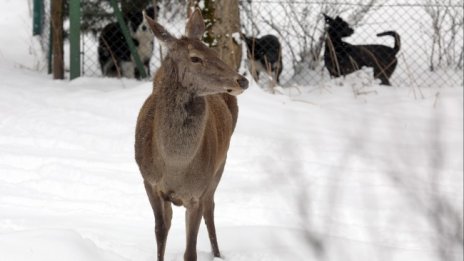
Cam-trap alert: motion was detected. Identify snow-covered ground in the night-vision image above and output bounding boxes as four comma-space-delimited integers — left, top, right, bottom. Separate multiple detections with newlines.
0, 1, 463, 261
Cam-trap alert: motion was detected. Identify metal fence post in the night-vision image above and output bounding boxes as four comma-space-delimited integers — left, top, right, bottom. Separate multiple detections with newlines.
110, 0, 147, 79
69, 0, 81, 80
48, 18, 52, 75
33, 0, 44, 35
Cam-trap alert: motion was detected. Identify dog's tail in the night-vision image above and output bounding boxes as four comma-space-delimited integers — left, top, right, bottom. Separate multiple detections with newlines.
377, 31, 401, 54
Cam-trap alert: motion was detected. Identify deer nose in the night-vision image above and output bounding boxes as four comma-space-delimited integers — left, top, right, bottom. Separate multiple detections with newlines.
236, 76, 249, 90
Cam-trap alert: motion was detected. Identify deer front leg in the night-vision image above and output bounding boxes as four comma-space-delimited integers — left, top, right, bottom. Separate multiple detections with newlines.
203, 198, 220, 257
202, 164, 224, 258
144, 181, 172, 261
184, 201, 203, 261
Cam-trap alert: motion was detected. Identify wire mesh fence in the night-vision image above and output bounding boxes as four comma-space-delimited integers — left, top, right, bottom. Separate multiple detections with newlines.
37, 0, 463, 88
239, 0, 463, 88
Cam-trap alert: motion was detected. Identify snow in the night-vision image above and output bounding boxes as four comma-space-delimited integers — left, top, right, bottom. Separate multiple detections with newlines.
0, 1, 463, 261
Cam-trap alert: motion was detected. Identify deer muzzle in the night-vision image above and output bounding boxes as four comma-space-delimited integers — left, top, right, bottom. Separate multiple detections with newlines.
226, 76, 249, 96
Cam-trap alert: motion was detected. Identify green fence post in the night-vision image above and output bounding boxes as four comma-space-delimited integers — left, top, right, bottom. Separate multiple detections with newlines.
33, 0, 44, 35
109, 0, 147, 79
48, 21, 52, 75
69, 0, 81, 80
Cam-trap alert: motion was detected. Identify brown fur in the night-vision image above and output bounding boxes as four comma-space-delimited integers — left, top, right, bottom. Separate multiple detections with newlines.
134, 9, 248, 261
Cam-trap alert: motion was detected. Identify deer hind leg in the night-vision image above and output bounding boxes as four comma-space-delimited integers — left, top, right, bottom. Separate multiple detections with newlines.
144, 181, 172, 261
184, 201, 203, 261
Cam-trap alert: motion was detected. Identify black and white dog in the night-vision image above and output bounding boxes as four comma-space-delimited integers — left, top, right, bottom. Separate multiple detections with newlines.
242, 34, 283, 84
98, 6, 157, 79
323, 14, 401, 85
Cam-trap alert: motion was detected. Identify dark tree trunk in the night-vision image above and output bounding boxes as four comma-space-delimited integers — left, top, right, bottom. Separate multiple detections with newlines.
188, 0, 242, 71
51, 0, 64, 79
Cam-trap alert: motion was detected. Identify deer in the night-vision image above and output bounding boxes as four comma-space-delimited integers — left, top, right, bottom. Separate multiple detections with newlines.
134, 9, 248, 261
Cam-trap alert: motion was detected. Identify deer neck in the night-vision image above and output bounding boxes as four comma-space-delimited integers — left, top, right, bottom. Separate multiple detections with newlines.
155, 63, 207, 164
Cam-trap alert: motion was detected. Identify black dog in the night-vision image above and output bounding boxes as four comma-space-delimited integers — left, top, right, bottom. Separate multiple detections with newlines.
242, 34, 283, 84
323, 14, 400, 85
98, 6, 157, 79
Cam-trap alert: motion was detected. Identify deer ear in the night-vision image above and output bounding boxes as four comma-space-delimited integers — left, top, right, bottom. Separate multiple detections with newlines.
144, 12, 176, 48
185, 8, 205, 40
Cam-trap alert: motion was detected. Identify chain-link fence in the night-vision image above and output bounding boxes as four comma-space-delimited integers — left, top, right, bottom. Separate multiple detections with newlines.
240, 0, 463, 88
37, 0, 463, 88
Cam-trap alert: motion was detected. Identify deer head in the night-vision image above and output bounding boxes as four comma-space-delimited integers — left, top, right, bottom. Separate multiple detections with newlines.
144, 9, 248, 96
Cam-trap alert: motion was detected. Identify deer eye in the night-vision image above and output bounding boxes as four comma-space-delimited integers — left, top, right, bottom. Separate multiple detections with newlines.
190, 56, 203, 63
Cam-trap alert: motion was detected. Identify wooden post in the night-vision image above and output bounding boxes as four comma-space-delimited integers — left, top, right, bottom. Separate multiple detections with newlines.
69, 0, 81, 80
51, 0, 64, 79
